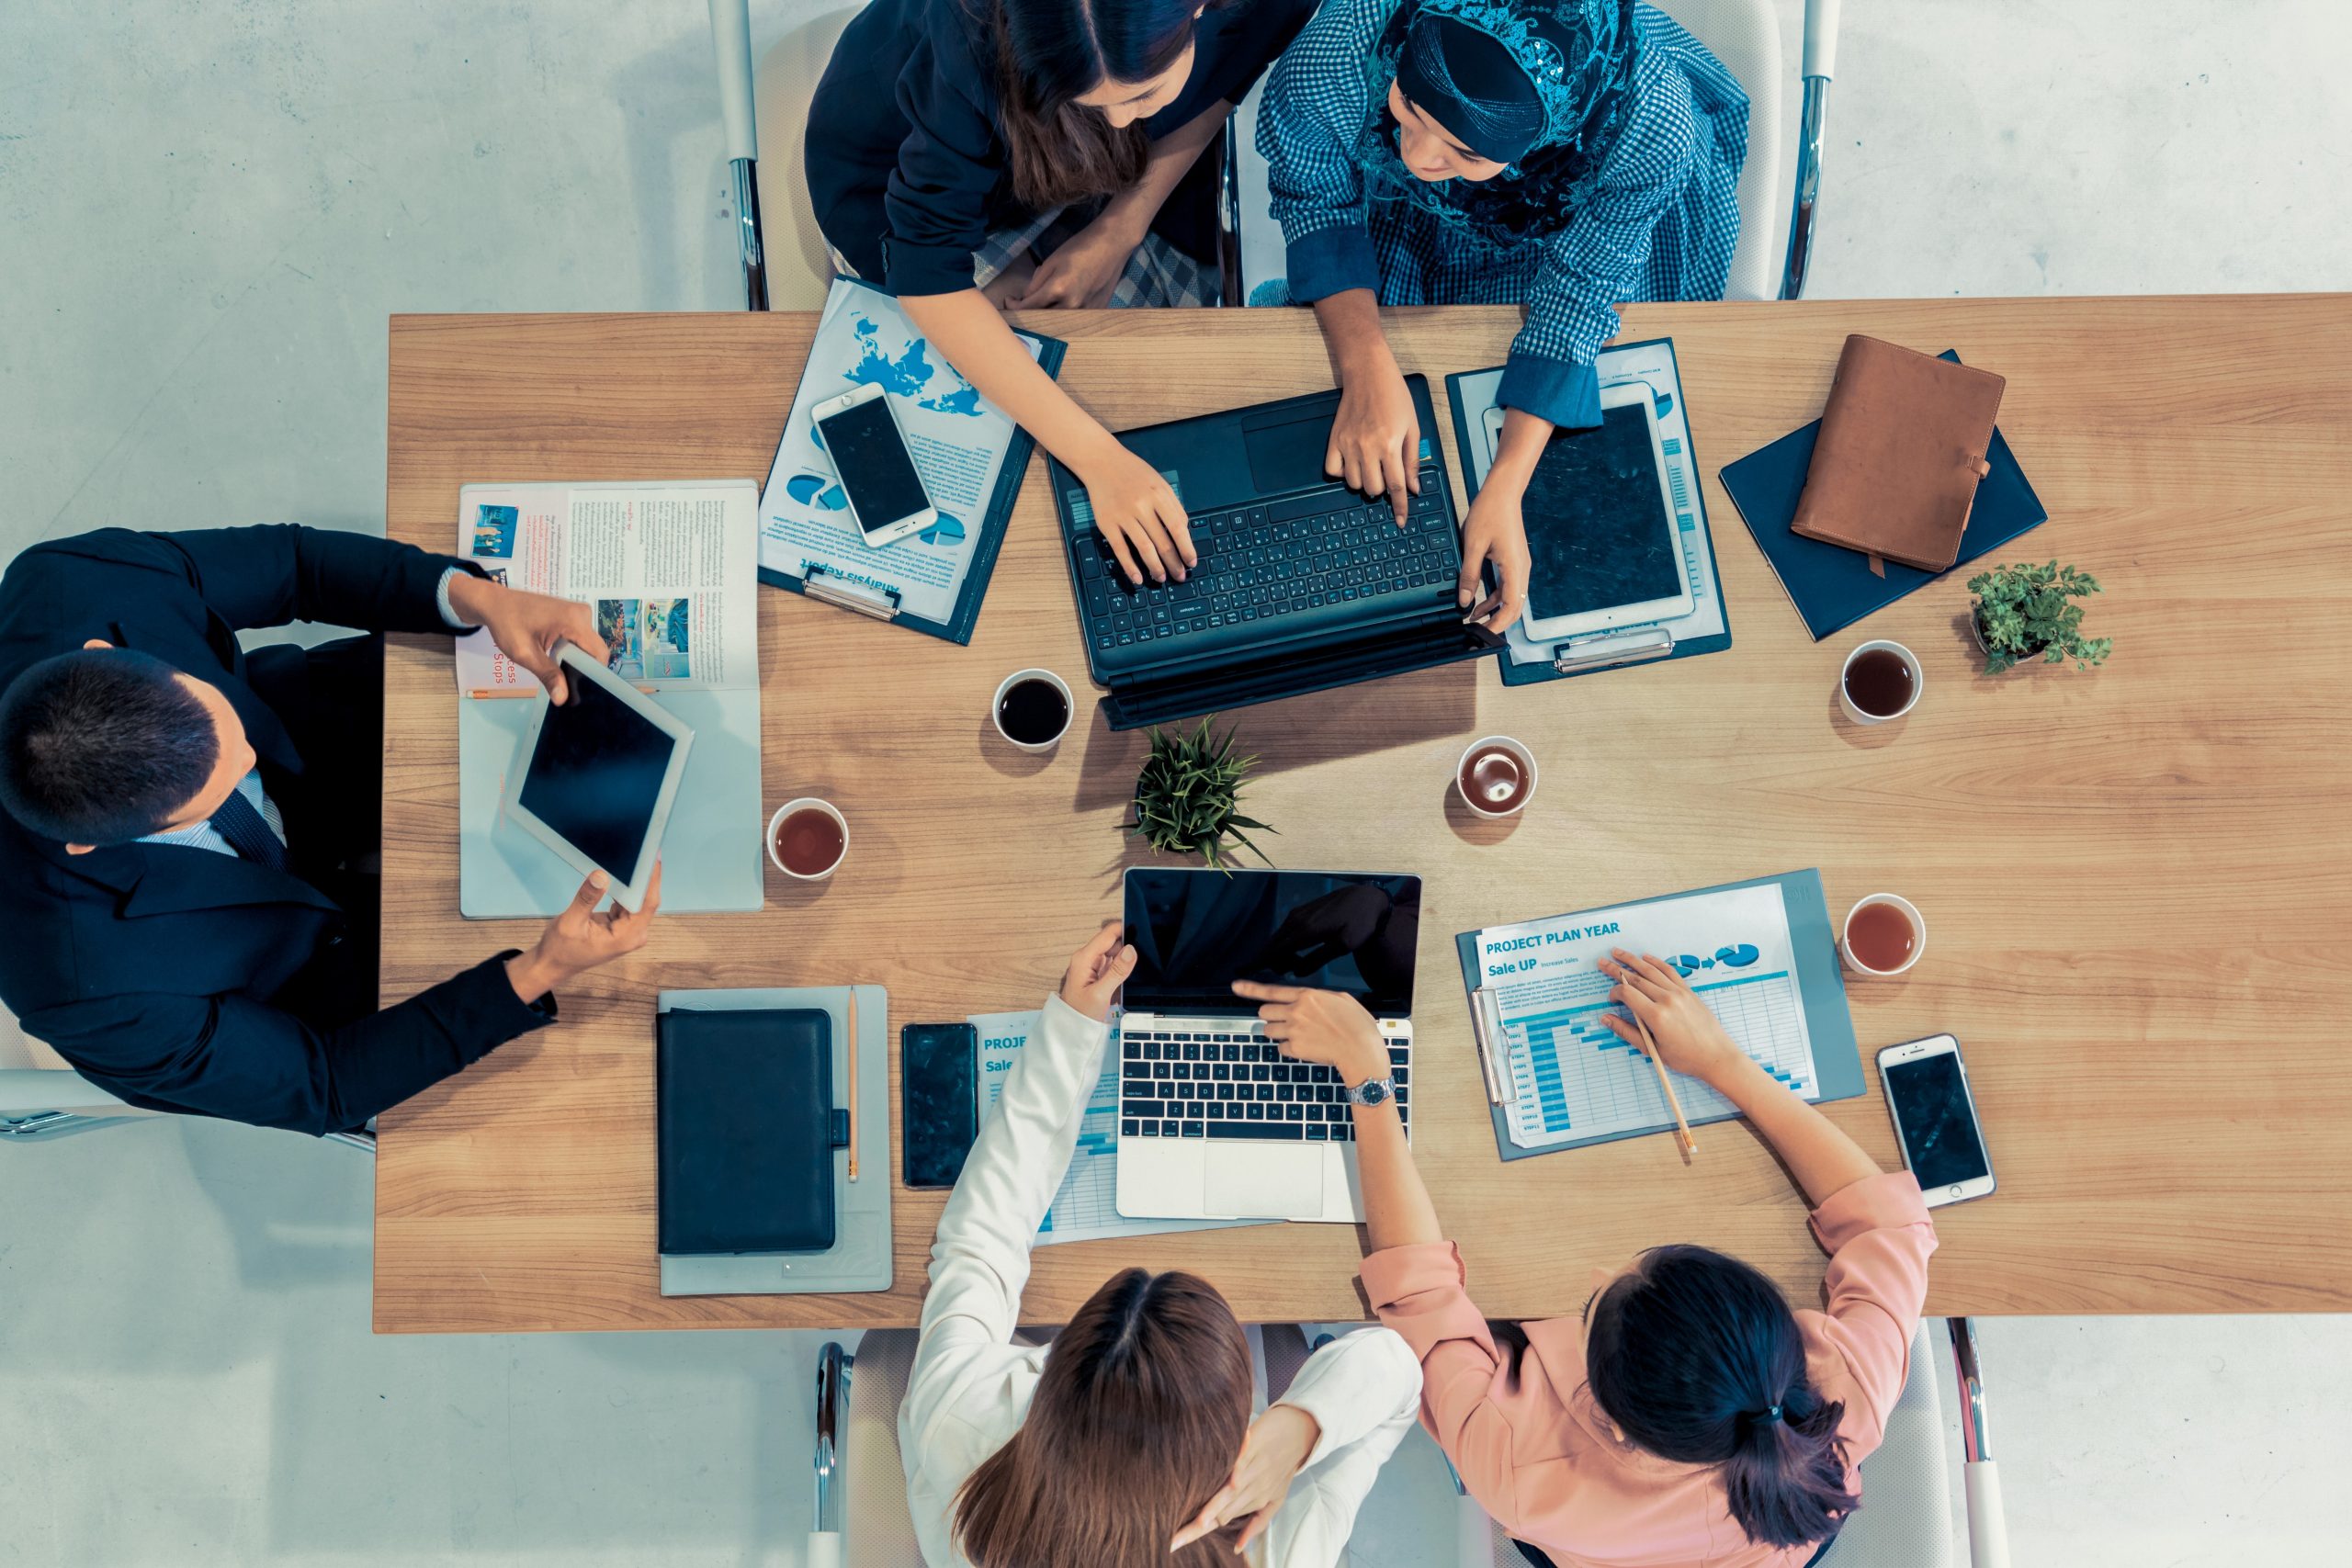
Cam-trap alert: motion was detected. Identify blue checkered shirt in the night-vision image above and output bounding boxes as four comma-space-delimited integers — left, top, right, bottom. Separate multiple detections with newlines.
1259, 0, 1748, 428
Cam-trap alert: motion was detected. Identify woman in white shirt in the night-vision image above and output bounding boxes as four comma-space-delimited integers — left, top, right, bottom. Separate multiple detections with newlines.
900, 920, 1423, 1568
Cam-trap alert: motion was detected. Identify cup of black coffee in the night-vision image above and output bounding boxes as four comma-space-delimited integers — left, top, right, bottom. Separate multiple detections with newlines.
1839, 639, 1923, 724
1456, 734, 1537, 818
992, 669, 1073, 752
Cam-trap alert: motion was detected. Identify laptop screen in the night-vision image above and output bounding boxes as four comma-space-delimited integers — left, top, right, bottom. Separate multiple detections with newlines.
1122, 870, 1420, 1018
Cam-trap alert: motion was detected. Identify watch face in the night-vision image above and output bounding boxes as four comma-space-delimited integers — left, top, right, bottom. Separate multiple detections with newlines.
1355, 1077, 1392, 1106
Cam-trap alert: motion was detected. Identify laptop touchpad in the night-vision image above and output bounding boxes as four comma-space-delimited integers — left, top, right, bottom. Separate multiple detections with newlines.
1243, 411, 1340, 496
1204, 1145, 1327, 1220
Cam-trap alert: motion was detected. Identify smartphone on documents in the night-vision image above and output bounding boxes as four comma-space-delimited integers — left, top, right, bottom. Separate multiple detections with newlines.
811, 381, 937, 548
1879, 1034, 1996, 1206
901, 1022, 978, 1189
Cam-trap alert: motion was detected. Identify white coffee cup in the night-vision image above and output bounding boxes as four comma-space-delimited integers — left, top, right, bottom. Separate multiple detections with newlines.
1455, 735, 1538, 818
767, 797, 849, 881
990, 668, 1074, 752
1841, 893, 1925, 977
1838, 639, 1925, 724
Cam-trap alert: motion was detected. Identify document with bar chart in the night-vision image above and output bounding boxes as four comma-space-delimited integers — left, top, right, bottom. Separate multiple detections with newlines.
1472, 882, 1827, 1154
972, 1011, 1255, 1247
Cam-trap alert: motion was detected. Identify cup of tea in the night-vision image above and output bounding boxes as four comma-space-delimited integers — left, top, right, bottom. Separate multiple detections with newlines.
1841, 893, 1925, 977
1455, 735, 1538, 818
1839, 640, 1923, 724
992, 668, 1073, 752
768, 797, 849, 881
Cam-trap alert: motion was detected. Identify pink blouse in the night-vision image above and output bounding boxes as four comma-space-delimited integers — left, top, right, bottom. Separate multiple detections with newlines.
1360, 1171, 1938, 1568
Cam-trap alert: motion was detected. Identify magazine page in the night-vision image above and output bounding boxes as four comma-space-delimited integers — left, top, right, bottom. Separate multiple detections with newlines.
757, 277, 1046, 624
454, 480, 758, 693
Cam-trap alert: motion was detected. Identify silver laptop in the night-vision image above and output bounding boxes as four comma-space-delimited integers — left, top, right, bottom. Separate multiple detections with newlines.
1114, 868, 1417, 1224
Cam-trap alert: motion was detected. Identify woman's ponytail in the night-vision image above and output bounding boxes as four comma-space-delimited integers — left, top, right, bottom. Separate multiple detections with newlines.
1586, 1246, 1861, 1551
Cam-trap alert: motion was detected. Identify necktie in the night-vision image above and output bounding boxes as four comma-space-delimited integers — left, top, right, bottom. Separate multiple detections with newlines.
210, 785, 291, 875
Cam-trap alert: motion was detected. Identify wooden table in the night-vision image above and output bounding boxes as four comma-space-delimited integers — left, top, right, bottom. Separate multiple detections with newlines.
377, 296, 2352, 1333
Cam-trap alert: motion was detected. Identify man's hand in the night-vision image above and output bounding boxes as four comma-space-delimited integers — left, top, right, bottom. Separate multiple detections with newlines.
447, 573, 607, 705
1006, 212, 1141, 310
505, 866, 662, 1004
1232, 980, 1389, 1086
1598, 949, 1744, 1085
1328, 348, 1421, 525
1457, 482, 1532, 636
1057, 919, 1137, 1021
1170, 1403, 1321, 1551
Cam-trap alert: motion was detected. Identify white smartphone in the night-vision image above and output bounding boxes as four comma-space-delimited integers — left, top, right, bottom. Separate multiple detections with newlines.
809, 381, 938, 548
1878, 1034, 1997, 1207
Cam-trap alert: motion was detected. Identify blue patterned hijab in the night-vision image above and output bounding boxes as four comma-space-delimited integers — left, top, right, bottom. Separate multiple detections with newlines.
1356, 0, 1640, 251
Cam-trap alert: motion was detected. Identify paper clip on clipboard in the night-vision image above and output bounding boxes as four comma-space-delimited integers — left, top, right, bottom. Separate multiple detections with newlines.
1546, 626, 1676, 674
802, 565, 901, 623
1468, 987, 1518, 1108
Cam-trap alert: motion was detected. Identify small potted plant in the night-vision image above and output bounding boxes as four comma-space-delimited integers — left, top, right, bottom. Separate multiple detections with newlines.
1966, 560, 2113, 674
1127, 716, 1274, 873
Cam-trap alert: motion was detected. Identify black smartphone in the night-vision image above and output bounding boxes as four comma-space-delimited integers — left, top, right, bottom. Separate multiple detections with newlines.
901, 1022, 978, 1190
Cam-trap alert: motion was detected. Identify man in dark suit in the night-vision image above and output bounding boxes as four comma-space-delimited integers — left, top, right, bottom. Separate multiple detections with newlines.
0, 525, 662, 1134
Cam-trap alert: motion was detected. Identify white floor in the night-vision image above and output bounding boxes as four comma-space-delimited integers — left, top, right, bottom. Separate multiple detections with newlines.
3, 2, 2348, 1563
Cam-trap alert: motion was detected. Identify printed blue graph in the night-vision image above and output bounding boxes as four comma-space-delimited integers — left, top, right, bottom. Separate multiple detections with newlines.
1502, 963, 1816, 1146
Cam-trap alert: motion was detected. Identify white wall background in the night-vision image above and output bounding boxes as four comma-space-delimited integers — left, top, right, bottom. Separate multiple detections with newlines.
3, 2, 2348, 1563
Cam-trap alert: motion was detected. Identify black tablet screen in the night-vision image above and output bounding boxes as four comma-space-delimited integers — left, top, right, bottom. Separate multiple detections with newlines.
1521, 401, 1683, 623
517, 677, 674, 882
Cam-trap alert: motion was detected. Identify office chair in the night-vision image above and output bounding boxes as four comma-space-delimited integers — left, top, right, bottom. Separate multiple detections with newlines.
1217, 0, 1843, 306
2, 1025, 376, 1151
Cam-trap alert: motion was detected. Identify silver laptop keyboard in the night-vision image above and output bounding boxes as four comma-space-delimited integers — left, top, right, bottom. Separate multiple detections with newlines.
1118, 1025, 1411, 1143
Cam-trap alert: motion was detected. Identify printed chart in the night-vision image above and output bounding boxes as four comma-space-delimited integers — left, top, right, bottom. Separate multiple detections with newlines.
1477, 884, 1822, 1151
974, 1011, 1251, 1247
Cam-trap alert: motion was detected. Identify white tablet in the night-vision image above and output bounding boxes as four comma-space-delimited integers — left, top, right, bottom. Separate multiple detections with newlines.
1509, 381, 1693, 643
501, 645, 694, 912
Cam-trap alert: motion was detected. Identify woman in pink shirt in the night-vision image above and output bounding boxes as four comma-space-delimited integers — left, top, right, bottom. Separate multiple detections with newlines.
1234, 948, 1938, 1568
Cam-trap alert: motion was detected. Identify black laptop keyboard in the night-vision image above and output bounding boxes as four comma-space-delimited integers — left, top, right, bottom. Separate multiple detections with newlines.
1117, 1025, 1411, 1143
1076, 471, 1456, 656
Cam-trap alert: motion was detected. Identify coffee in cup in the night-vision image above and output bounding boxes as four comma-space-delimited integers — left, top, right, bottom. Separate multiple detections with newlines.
1455, 735, 1537, 818
992, 668, 1073, 751
1841, 894, 1924, 976
1839, 640, 1923, 724
768, 798, 848, 880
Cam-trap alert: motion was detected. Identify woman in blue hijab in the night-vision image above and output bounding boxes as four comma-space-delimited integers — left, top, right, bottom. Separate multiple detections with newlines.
1259, 0, 1747, 633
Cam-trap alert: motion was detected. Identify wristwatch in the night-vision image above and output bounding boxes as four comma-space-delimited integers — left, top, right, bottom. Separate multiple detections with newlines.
1342, 1072, 1398, 1108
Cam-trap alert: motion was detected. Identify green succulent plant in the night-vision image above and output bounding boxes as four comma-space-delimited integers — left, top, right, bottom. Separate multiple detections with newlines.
1967, 560, 2113, 674
1127, 716, 1274, 874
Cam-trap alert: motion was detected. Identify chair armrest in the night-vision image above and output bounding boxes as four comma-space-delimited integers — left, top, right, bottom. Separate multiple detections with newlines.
813, 1340, 853, 1536
708, 0, 758, 163
1949, 1317, 2012, 1568
1803, 0, 1841, 81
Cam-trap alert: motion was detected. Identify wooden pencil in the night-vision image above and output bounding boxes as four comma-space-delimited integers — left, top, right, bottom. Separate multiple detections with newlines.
1635, 1013, 1698, 1162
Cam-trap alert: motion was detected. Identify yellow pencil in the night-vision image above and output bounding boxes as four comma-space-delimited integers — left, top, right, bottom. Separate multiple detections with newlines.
1634, 1012, 1698, 1162
844, 987, 860, 1182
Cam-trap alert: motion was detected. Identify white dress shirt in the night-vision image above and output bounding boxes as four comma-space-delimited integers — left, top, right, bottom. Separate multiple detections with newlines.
899, 994, 1421, 1568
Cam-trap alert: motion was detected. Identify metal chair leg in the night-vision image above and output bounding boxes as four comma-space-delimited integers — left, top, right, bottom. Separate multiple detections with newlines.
2, 1110, 146, 1140
1948, 1316, 2011, 1568
1779, 75, 1828, 300
809, 1339, 854, 1561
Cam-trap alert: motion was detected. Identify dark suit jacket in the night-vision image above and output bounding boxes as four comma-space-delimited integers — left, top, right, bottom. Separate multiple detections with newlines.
0, 526, 553, 1134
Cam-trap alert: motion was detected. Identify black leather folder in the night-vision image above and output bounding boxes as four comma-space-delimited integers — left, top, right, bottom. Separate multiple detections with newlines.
657, 1007, 848, 1255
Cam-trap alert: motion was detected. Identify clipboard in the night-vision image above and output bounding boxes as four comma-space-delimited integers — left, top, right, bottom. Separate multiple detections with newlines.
756, 279, 1067, 645
1444, 339, 1733, 684
1453, 869, 1865, 1162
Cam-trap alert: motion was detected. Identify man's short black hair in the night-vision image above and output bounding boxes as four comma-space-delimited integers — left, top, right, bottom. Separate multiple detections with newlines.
0, 649, 220, 845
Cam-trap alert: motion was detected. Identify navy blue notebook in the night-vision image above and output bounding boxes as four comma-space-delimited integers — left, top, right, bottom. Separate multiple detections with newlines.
1720, 351, 2048, 641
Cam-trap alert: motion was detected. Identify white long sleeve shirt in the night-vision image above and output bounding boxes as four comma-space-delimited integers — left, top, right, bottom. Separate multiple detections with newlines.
899, 994, 1422, 1568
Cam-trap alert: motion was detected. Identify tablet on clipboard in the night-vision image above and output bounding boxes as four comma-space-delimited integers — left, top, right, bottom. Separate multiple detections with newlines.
502, 645, 693, 912
1490, 381, 1692, 643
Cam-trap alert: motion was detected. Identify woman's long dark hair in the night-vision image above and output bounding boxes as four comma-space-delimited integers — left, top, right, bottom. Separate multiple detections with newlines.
983, 0, 1216, 211
1585, 1245, 1860, 1551
955, 1268, 1252, 1568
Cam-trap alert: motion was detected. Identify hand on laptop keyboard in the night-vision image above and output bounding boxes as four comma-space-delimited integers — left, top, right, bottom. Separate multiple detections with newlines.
1231, 980, 1394, 1088
1079, 446, 1196, 586
1327, 361, 1423, 527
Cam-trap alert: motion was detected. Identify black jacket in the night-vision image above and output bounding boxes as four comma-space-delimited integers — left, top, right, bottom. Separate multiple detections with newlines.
805, 0, 1315, 295
0, 526, 552, 1134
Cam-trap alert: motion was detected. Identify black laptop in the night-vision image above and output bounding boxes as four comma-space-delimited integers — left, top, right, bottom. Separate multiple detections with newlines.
1046, 378, 1503, 729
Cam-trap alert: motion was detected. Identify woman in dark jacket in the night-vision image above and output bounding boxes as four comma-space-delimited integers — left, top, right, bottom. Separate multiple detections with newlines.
806, 0, 1311, 585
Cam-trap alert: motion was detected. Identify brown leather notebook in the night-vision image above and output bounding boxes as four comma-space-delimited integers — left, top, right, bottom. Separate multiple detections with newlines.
1791, 335, 2006, 574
